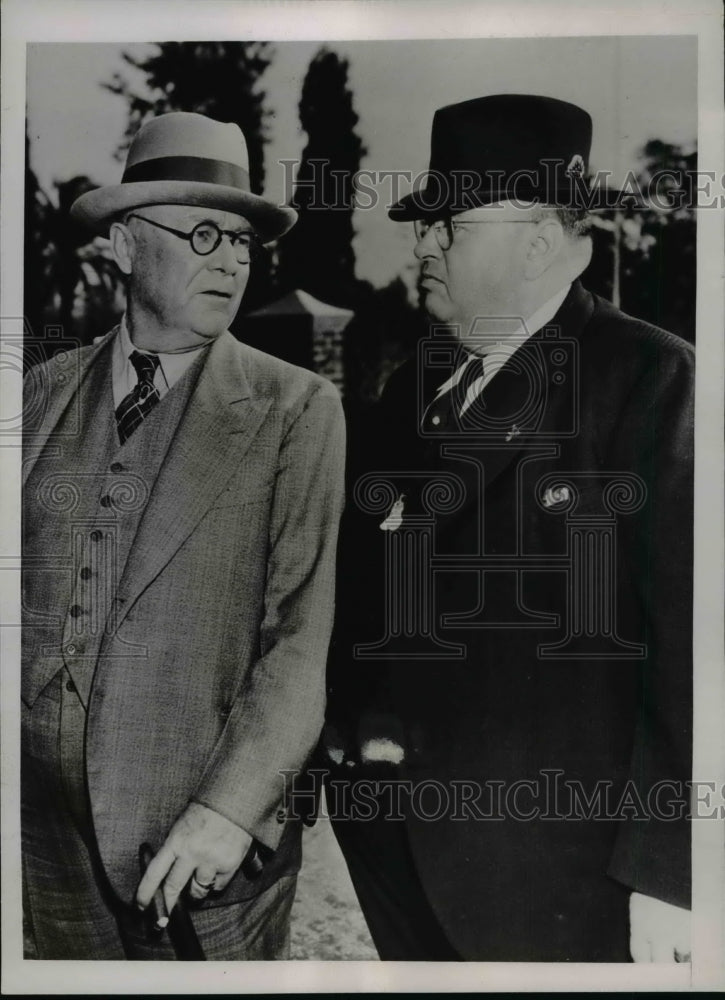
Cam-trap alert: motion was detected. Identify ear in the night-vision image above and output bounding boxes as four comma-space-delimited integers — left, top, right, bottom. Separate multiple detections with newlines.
109, 220, 134, 276
523, 217, 564, 280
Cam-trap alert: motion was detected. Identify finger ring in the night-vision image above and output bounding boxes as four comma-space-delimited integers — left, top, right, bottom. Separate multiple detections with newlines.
192, 876, 215, 891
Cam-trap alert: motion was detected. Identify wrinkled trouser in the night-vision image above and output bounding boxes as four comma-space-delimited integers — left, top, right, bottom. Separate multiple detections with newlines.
22, 671, 296, 960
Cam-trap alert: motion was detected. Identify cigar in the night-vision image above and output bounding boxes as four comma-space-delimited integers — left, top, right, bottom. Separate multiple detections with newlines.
139, 843, 169, 931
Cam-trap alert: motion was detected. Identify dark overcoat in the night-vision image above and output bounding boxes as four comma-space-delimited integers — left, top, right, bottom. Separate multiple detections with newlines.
329, 280, 694, 960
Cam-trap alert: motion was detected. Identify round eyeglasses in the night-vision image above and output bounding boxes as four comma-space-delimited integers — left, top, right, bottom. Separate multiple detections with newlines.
414, 218, 454, 250
127, 214, 259, 263
414, 215, 537, 251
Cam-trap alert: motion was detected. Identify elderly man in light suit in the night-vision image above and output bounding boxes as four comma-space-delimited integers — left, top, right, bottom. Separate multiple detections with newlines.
22, 111, 345, 959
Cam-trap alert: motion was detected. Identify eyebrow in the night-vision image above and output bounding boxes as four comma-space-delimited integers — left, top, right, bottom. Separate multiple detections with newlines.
183, 212, 254, 233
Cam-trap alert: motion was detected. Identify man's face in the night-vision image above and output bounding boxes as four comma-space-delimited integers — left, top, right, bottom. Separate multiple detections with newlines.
124, 204, 252, 346
415, 203, 538, 336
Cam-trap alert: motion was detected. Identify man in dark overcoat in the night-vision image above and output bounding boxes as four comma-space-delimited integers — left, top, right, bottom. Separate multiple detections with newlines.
326, 94, 694, 962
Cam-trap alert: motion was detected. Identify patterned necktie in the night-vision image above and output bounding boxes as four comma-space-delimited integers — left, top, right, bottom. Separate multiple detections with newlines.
116, 350, 161, 444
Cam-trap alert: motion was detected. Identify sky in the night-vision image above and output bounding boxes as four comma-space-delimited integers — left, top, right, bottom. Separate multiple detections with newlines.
26, 36, 697, 289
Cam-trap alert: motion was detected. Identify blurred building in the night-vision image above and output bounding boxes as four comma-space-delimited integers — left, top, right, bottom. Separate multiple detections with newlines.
242, 289, 354, 395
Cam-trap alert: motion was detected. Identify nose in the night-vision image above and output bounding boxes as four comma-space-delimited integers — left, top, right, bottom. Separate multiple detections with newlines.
414, 226, 443, 261
209, 234, 242, 274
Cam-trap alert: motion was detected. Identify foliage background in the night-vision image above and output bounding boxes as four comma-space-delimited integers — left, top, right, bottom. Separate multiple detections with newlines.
25, 39, 697, 416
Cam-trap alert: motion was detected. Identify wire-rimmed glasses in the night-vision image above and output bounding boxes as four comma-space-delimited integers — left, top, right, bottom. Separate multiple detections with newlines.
413, 215, 537, 251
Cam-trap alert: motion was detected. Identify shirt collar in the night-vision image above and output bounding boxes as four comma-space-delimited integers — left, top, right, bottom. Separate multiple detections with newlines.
435, 283, 571, 396
115, 315, 209, 388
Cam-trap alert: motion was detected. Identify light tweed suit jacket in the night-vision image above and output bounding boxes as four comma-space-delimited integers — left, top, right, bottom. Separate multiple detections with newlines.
23, 327, 346, 905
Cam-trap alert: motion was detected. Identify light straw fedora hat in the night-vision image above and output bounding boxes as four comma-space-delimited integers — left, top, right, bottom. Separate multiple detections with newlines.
71, 111, 297, 243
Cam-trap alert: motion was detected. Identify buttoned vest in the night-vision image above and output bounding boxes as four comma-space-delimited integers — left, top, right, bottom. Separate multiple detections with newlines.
22, 342, 206, 708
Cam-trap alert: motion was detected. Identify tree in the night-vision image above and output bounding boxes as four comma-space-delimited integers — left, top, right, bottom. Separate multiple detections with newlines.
24, 130, 50, 343
105, 42, 274, 195
584, 140, 696, 343
24, 123, 124, 358
276, 47, 367, 307
621, 140, 697, 342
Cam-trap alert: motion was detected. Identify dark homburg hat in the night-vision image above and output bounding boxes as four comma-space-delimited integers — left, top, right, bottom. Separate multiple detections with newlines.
389, 93, 635, 220
71, 111, 297, 243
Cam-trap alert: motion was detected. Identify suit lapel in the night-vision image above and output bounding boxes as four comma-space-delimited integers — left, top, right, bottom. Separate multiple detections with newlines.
423, 281, 594, 491
113, 331, 270, 630
22, 328, 117, 487
409, 281, 595, 529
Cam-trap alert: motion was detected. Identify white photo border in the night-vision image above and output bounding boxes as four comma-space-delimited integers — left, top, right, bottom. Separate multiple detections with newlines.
2, 0, 723, 993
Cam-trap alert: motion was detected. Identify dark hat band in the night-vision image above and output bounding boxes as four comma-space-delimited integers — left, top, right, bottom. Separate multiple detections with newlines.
122, 155, 250, 191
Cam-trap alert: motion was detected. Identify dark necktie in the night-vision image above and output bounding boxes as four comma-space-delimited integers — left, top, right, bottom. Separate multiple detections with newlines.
116, 350, 161, 444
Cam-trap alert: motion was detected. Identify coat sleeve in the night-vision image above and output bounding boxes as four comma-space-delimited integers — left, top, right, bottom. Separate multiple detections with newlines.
191, 379, 346, 850
606, 331, 694, 909
324, 361, 416, 762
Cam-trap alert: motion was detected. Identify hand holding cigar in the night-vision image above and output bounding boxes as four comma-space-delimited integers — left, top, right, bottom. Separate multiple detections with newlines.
138, 842, 206, 959
135, 802, 252, 916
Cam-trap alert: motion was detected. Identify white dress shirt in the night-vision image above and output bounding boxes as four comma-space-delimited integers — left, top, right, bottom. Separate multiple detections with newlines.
111, 318, 209, 410
433, 284, 571, 416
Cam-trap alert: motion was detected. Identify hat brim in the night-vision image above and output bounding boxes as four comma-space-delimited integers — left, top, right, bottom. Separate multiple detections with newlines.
70, 181, 297, 243
389, 185, 647, 220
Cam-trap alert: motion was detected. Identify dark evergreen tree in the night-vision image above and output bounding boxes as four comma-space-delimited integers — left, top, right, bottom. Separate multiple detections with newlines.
276, 47, 367, 307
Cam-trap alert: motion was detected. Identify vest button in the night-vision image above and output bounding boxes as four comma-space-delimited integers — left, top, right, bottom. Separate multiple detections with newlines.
69, 604, 84, 618
79, 567, 92, 580
110, 462, 124, 473
65, 678, 76, 693
65, 643, 77, 656
90, 530, 103, 542
100, 495, 112, 508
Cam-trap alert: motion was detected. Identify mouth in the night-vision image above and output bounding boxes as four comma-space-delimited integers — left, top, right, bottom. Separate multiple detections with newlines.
201, 290, 234, 298
419, 274, 445, 288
